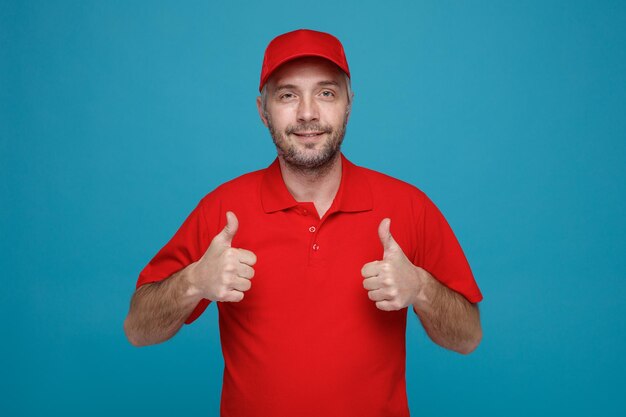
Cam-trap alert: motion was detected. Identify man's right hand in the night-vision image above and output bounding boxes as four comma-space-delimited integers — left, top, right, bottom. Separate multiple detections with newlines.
187, 211, 257, 302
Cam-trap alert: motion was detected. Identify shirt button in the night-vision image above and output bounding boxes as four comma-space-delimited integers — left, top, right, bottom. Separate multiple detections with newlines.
309, 226, 316, 233
312, 243, 320, 251
302, 209, 308, 215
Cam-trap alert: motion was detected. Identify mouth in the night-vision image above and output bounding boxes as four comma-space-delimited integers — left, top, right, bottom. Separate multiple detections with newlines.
292, 131, 325, 138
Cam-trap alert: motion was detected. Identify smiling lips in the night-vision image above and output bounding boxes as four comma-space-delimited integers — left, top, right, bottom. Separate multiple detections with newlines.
293, 132, 324, 137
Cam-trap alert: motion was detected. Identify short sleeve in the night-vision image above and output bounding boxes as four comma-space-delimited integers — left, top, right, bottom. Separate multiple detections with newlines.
136, 194, 221, 324
412, 192, 483, 303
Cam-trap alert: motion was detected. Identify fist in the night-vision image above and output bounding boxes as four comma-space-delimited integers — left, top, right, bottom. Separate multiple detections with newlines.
361, 218, 421, 311
189, 211, 257, 302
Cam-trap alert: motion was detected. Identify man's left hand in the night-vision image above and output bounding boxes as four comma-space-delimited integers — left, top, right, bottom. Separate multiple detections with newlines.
361, 218, 424, 311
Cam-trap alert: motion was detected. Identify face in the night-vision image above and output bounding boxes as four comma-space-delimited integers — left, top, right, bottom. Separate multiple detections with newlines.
257, 56, 351, 171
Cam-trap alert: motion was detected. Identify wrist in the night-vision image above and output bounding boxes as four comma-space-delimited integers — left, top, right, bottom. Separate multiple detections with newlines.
180, 261, 203, 302
412, 266, 435, 315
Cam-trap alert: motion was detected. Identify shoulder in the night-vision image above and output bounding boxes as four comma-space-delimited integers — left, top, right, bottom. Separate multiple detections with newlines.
197, 165, 267, 207
351, 162, 428, 203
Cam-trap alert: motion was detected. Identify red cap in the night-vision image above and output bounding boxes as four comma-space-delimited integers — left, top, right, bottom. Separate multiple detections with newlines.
259, 29, 350, 92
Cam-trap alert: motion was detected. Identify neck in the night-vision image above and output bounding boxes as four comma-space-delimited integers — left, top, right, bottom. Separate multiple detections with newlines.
278, 152, 342, 206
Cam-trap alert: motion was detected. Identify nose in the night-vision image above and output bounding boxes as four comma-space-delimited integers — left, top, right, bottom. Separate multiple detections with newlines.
296, 95, 319, 123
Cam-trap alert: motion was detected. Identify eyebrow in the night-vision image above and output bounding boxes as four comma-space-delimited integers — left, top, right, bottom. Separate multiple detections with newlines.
274, 80, 341, 92
274, 83, 298, 92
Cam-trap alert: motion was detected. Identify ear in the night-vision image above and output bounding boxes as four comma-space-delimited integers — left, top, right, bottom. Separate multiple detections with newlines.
256, 96, 269, 128
345, 92, 354, 122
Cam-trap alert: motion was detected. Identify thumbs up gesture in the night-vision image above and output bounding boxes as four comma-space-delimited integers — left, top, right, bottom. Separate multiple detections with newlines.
361, 218, 422, 311
187, 211, 257, 302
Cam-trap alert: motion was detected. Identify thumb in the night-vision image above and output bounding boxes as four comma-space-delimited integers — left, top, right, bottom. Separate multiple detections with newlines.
217, 211, 239, 246
378, 218, 398, 256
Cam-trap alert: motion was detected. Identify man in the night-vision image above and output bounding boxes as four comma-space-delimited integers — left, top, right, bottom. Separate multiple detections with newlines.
124, 29, 483, 417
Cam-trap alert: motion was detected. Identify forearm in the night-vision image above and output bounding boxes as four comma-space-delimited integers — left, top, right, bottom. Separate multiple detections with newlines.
412, 268, 482, 354
124, 262, 202, 347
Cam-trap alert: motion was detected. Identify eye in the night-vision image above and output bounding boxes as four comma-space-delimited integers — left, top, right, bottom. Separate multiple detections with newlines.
320, 90, 335, 97
279, 93, 295, 100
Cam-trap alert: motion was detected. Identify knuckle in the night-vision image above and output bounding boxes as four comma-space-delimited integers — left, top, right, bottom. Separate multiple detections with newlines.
221, 276, 234, 288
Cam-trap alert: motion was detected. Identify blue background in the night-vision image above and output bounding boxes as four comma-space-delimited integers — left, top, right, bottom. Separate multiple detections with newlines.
2, 1, 625, 415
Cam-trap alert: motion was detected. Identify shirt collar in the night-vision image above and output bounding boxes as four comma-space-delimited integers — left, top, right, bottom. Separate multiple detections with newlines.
261, 152, 373, 214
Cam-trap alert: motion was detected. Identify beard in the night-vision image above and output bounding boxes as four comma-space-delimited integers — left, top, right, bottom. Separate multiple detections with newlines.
266, 112, 348, 173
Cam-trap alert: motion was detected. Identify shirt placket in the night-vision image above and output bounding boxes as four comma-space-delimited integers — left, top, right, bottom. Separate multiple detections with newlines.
293, 202, 317, 266
295, 202, 340, 267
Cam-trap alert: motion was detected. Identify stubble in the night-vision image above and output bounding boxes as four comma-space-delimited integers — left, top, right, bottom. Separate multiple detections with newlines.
266, 112, 349, 176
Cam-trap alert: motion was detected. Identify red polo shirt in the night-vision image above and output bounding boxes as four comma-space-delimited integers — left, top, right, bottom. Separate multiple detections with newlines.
137, 152, 482, 417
